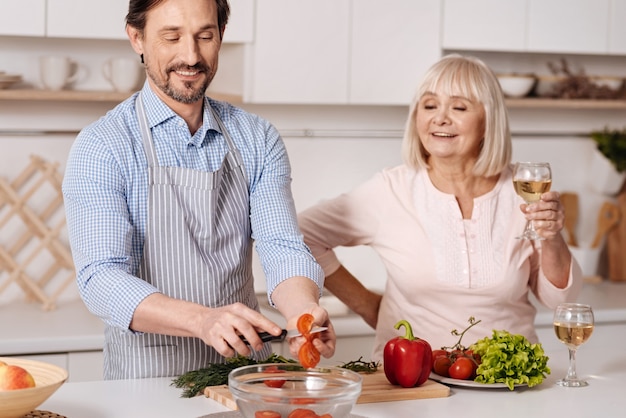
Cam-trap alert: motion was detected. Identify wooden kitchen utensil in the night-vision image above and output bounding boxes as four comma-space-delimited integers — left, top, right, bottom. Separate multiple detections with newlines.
591, 201, 621, 248
561, 192, 579, 247
203, 371, 450, 409
607, 192, 626, 281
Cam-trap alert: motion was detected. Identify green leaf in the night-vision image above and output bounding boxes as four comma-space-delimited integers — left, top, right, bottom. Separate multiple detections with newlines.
470, 330, 550, 390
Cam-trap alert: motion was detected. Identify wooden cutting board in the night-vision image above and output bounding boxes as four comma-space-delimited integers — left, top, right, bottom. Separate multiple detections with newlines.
203, 371, 450, 409
607, 191, 626, 281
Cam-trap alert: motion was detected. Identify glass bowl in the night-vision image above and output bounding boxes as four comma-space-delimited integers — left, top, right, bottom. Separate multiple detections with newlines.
228, 363, 362, 418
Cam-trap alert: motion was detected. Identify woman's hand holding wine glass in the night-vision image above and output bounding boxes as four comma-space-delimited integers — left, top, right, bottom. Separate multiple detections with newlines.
553, 303, 594, 387
513, 162, 552, 240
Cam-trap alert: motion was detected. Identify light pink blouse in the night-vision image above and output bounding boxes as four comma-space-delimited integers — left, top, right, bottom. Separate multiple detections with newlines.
298, 164, 582, 361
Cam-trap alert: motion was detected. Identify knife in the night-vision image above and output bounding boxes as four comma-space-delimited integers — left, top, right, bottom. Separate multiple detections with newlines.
239, 327, 328, 345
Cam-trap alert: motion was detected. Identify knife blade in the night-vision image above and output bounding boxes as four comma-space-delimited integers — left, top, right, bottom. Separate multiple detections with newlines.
239, 327, 328, 345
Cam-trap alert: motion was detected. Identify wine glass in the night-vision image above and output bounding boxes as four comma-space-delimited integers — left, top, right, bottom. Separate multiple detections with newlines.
512, 162, 552, 240
553, 303, 594, 387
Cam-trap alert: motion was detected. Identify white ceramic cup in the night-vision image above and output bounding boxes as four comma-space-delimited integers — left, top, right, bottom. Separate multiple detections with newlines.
102, 57, 144, 92
40, 56, 85, 90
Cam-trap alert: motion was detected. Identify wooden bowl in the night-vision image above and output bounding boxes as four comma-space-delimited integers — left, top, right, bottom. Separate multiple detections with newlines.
0, 357, 68, 418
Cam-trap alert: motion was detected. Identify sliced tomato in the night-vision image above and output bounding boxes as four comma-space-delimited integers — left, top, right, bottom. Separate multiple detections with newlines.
297, 313, 315, 335
288, 408, 318, 418
255, 411, 281, 418
290, 397, 316, 405
263, 365, 287, 388
298, 340, 321, 369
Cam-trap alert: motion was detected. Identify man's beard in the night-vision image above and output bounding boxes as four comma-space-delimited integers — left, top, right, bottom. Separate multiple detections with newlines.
146, 62, 212, 104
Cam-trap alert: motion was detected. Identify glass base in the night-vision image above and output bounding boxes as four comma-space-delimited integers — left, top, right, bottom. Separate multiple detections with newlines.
556, 378, 589, 387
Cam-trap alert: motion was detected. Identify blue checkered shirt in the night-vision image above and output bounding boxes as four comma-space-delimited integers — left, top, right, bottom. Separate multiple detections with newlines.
62, 83, 323, 330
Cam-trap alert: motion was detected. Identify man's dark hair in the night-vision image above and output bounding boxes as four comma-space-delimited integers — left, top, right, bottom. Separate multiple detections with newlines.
126, 0, 230, 39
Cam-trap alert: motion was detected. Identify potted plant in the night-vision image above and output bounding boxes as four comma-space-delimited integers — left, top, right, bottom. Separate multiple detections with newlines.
589, 127, 626, 195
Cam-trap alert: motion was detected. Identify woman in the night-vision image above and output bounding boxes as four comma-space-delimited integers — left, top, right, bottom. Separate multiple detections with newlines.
298, 54, 582, 361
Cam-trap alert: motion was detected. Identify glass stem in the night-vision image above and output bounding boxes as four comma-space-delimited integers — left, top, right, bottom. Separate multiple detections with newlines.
565, 348, 578, 381
525, 219, 535, 234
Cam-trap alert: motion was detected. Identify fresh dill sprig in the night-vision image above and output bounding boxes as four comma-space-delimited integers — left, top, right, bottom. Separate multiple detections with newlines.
339, 356, 380, 374
171, 354, 297, 398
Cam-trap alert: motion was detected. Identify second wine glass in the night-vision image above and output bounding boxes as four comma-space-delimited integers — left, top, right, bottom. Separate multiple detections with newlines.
553, 303, 594, 387
512, 162, 552, 240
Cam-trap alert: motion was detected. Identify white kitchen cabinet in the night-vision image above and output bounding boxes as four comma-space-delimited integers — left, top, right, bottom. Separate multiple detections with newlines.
246, 0, 350, 104
443, 0, 621, 56
527, 0, 609, 54
67, 351, 104, 382
247, 0, 441, 105
2, 0, 252, 42
6, 352, 103, 383
0, 0, 46, 37
442, 0, 527, 52
47, 0, 129, 40
350, 0, 441, 105
609, 0, 626, 54
223, 0, 255, 43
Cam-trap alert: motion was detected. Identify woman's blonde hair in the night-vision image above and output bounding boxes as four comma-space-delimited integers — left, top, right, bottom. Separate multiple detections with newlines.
401, 54, 511, 177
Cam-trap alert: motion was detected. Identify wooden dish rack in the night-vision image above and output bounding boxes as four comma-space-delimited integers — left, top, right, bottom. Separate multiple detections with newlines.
0, 155, 75, 310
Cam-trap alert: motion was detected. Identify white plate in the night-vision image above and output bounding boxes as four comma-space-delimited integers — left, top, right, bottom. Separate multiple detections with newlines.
429, 372, 526, 389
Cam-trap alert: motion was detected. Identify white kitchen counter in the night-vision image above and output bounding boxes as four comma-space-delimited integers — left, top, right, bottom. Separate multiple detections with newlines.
37, 322, 626, 418
1, 281, 625, 357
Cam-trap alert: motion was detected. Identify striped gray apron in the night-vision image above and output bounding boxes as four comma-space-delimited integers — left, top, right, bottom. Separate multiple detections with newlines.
103, 93, 271, 379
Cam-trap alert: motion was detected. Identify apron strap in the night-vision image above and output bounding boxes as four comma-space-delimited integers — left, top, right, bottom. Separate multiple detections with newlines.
135, 93, 158, 167
209, 105, 248, 185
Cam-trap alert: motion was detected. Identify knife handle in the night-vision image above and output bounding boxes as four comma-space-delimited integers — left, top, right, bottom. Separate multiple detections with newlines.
239, 329, 287, 345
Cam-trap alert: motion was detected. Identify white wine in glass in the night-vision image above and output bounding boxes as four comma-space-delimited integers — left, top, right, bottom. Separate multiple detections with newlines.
513, 162, 552, 240
553, 303, 594, 387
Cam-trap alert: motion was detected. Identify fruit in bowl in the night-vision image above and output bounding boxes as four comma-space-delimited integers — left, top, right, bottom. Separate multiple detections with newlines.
228, 363, 362, 418
0, 360, 36, 390
0, 357, 68, 418
496, 74, 536, 98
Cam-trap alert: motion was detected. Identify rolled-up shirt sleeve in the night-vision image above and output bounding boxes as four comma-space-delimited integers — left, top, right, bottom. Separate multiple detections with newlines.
63, 127, 158, 332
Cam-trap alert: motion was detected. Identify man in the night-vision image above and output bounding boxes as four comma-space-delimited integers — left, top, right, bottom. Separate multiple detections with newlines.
63, 0, 334, 379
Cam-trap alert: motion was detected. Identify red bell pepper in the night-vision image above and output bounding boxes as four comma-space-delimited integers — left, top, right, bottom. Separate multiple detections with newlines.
383, 319, 433, 388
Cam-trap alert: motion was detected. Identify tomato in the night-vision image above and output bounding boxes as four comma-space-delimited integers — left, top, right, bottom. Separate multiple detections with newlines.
431, 349, 449, 367
263, 365, 287, 388
465, 349, 481, 364
288, 408, 319, 418
297, 313, 315, 335
448, 356, 475, 380
432, 356, 452, 377
450, 349, 465, 359
255, 411, 281, 418
298, 340, 321, 369
290, 397, 316, 405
